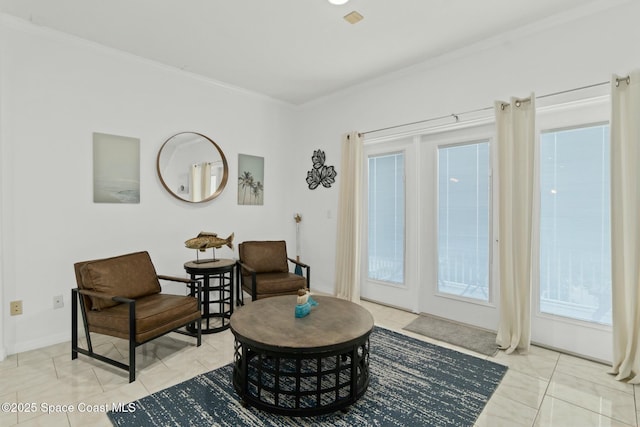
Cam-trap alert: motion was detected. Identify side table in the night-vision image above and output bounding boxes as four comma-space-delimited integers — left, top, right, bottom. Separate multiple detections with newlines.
184, 258, 235, 334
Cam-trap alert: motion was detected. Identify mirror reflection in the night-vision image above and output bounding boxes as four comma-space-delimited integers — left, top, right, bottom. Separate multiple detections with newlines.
157, 132, 228, 203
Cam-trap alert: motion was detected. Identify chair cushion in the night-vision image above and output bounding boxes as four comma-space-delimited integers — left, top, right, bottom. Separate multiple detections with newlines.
239, 241, 289, 273
86, 293, 200, 343
242, 272, 306, 296
79, 251, 161, 310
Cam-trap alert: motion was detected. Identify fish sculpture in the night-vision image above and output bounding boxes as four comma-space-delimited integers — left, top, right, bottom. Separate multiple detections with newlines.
185, 232, 234, 252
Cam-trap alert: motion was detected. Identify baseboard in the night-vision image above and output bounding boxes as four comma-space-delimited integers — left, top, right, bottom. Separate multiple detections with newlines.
360, 297, 419, 314
0, 347, 6, 361
530, 340, 610, 366
8, 331, 70, 355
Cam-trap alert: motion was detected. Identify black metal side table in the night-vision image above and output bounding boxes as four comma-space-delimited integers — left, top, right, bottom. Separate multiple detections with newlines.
184, 258, 235, 334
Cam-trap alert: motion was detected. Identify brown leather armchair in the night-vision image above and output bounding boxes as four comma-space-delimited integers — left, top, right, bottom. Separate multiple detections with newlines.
71, 251, 202, 382
237, 240, 310, 304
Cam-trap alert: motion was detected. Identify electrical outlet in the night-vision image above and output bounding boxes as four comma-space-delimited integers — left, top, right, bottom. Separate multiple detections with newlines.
10, 300, 23, 316
53, 295, 64, 309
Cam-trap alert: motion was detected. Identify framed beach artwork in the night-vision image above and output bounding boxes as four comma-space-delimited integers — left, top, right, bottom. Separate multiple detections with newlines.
93, 132, 140, 203
237, 154, 264, 205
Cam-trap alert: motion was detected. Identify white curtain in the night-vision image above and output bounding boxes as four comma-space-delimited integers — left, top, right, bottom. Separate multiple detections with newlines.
495, 95, 536, 354
189, 162, 212, 202
190, 163, 202, 202
610, 71, 640, 383
335, 132, 363, 303
202, 162, 212, 198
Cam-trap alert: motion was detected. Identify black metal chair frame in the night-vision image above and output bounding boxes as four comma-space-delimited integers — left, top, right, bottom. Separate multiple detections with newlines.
71, 276, 202, 383
236, 258, 310, 305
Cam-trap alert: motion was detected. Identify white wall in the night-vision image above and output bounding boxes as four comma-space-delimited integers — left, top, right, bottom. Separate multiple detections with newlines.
0, 15, 6, 361
293, 0, 640, 303
0, 16, 297, 355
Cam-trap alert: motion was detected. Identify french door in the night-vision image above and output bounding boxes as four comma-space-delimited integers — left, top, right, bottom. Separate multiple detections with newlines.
362, 126, 498, 326
418, 124, 499, 331
361, 137, 418, 312
531, 99, 612, 362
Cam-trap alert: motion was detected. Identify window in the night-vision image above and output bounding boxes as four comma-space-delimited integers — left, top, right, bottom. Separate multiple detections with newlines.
539, 124, 611, 325
437, 141, 490, 301
368, 152, 405, 285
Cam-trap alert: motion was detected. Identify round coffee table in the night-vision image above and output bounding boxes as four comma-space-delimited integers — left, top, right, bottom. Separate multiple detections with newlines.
230, 295, 374, 416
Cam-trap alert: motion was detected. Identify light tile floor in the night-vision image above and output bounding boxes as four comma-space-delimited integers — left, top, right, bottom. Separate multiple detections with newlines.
0, 299, 634, 427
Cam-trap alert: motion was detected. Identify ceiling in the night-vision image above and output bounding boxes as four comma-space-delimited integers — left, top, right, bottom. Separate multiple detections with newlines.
0, 0, 614, 105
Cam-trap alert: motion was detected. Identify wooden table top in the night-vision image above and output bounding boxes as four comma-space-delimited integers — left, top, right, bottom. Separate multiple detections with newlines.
230, 295, 374, 351
184, 258, 235, 271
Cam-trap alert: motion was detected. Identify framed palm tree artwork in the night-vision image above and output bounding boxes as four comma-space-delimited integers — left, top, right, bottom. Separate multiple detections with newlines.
237, 154, 264, 205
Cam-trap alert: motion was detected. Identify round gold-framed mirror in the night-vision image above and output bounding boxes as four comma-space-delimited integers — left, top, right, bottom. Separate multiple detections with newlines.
157, 132, 228, 203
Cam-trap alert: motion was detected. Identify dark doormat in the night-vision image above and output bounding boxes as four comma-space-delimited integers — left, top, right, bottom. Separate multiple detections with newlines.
403, 314, 499, 356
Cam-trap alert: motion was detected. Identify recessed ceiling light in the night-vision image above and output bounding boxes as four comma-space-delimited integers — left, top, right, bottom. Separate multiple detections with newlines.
329, 0, 349, 5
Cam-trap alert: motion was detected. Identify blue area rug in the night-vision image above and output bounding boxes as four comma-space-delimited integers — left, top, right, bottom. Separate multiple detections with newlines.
108, 327, 506, 426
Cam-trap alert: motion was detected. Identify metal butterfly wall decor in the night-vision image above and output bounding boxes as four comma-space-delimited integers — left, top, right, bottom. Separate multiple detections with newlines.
306, 149, 337, 190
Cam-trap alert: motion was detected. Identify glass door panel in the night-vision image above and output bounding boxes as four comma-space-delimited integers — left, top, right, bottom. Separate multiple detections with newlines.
539, 124, 611, 325
437, 141, 490, 302
368, 152, 405, 285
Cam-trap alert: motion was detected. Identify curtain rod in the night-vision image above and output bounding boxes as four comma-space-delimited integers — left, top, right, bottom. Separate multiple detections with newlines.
362, 77, 630, 136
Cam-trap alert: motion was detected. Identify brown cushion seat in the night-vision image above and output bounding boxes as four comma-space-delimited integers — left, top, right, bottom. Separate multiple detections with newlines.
86, 293, 201, 343
241, 272, 306, 298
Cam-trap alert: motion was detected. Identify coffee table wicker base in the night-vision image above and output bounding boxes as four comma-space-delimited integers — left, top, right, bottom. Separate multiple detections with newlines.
232, 338, 370, 416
